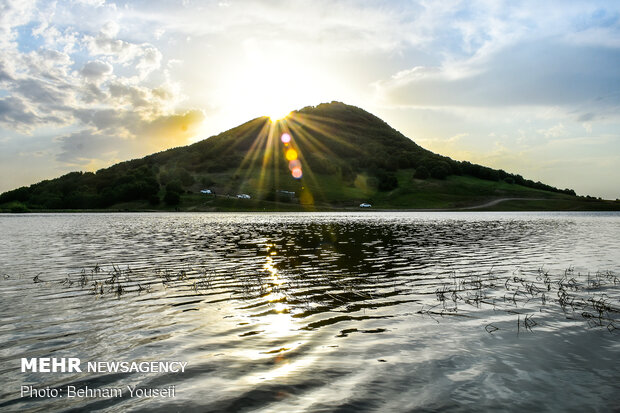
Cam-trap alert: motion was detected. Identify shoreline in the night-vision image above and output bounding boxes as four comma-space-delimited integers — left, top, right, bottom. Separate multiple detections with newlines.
3, 197, 620, 214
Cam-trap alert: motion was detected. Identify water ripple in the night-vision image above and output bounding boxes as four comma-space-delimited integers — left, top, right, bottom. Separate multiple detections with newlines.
0, 212, 618, 412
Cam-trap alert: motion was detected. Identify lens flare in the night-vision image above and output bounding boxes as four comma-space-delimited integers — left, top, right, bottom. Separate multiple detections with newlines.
291, 166, 302, 179
280, 133, 291, 144
288, 159, 301, 171
285, 148, 298, 161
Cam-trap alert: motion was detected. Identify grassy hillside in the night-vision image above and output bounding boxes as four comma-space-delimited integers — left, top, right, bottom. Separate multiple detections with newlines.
1, 102, 618, 212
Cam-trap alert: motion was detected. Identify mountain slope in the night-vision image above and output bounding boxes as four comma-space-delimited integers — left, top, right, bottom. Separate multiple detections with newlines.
1, 102, 617, 212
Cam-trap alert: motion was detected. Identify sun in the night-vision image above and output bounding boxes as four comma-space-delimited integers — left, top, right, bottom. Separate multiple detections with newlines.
250, 71, 297, 122
219, 46, 326, 124
267, 105, 292, 122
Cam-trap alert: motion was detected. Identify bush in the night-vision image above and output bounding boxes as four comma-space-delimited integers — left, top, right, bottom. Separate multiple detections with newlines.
414, 166, 430, 179
430, 162, 451, 179
148, 195, 160, 205
164, 191, 180, 206
178, 169, 195, 186
376, 170, 398, 191
165, 181, 183, 194
9, 202, 29, 213
562, 188, 576, 196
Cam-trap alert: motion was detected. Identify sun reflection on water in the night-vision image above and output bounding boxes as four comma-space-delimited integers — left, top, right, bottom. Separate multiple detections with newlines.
236, 243, 320, 385
262, 245, 293, 334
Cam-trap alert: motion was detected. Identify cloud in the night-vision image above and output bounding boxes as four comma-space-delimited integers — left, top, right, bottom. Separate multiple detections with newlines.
0, 60, 14, 82
72, 0, 106, 7
80, 60, 113, 81
108, 82, 149, 107
0, 48, 77, 131
56, 109, 205, 165
0, 0, 37, 47
126, 0, 428, 54
376, 39, 620, 110
0, 91, 68, 133
135, 46, 162, 79
0, 96, 40, 129
56, 129, 124, 165
538, 123, 566, 139
0, 2, 203, 170
83, 23, 163, 80
14, 78, 70, 108
136, 109, 205, 147
100, 21, 120, 38
84, 31, 140, 62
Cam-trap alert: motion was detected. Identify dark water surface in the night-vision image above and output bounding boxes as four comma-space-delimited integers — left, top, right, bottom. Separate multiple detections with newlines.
0, 212, 618, 412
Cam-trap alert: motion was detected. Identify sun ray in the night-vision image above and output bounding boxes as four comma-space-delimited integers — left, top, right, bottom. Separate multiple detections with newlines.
206, 106, 383, 208
207, 119, 268, 161
287, 119, 340, 161
235, 120, 271, 170
257, 121, 280, 200
230, 119, 272, 194
288, 112, 363, 154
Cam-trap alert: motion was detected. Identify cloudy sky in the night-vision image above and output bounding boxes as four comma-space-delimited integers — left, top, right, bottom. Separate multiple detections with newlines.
1, 0, 619, 198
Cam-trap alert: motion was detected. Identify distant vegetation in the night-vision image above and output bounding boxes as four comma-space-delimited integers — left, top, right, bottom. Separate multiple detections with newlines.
0, 102, 616, 212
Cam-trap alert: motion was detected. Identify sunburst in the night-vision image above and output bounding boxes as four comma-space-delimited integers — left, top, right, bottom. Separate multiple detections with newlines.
224, 107, 371, 208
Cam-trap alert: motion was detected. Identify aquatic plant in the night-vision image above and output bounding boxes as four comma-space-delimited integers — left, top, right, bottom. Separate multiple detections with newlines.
16, 260, 618, 335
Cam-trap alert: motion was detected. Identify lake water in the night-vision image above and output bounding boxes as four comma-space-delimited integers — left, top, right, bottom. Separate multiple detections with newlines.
0, 212, 618, 412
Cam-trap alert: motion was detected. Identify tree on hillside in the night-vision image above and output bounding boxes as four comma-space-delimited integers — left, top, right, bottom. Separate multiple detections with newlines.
429, 162, 451, 180
164, 181, 182, 206
414, 166, 430, 179
376, 169, 398, 191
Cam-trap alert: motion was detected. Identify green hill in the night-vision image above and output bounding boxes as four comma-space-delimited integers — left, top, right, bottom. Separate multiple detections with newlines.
1, 102, 618, 212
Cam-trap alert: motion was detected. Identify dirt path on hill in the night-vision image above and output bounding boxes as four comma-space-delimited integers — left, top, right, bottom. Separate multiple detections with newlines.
457, 197, 545, 210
